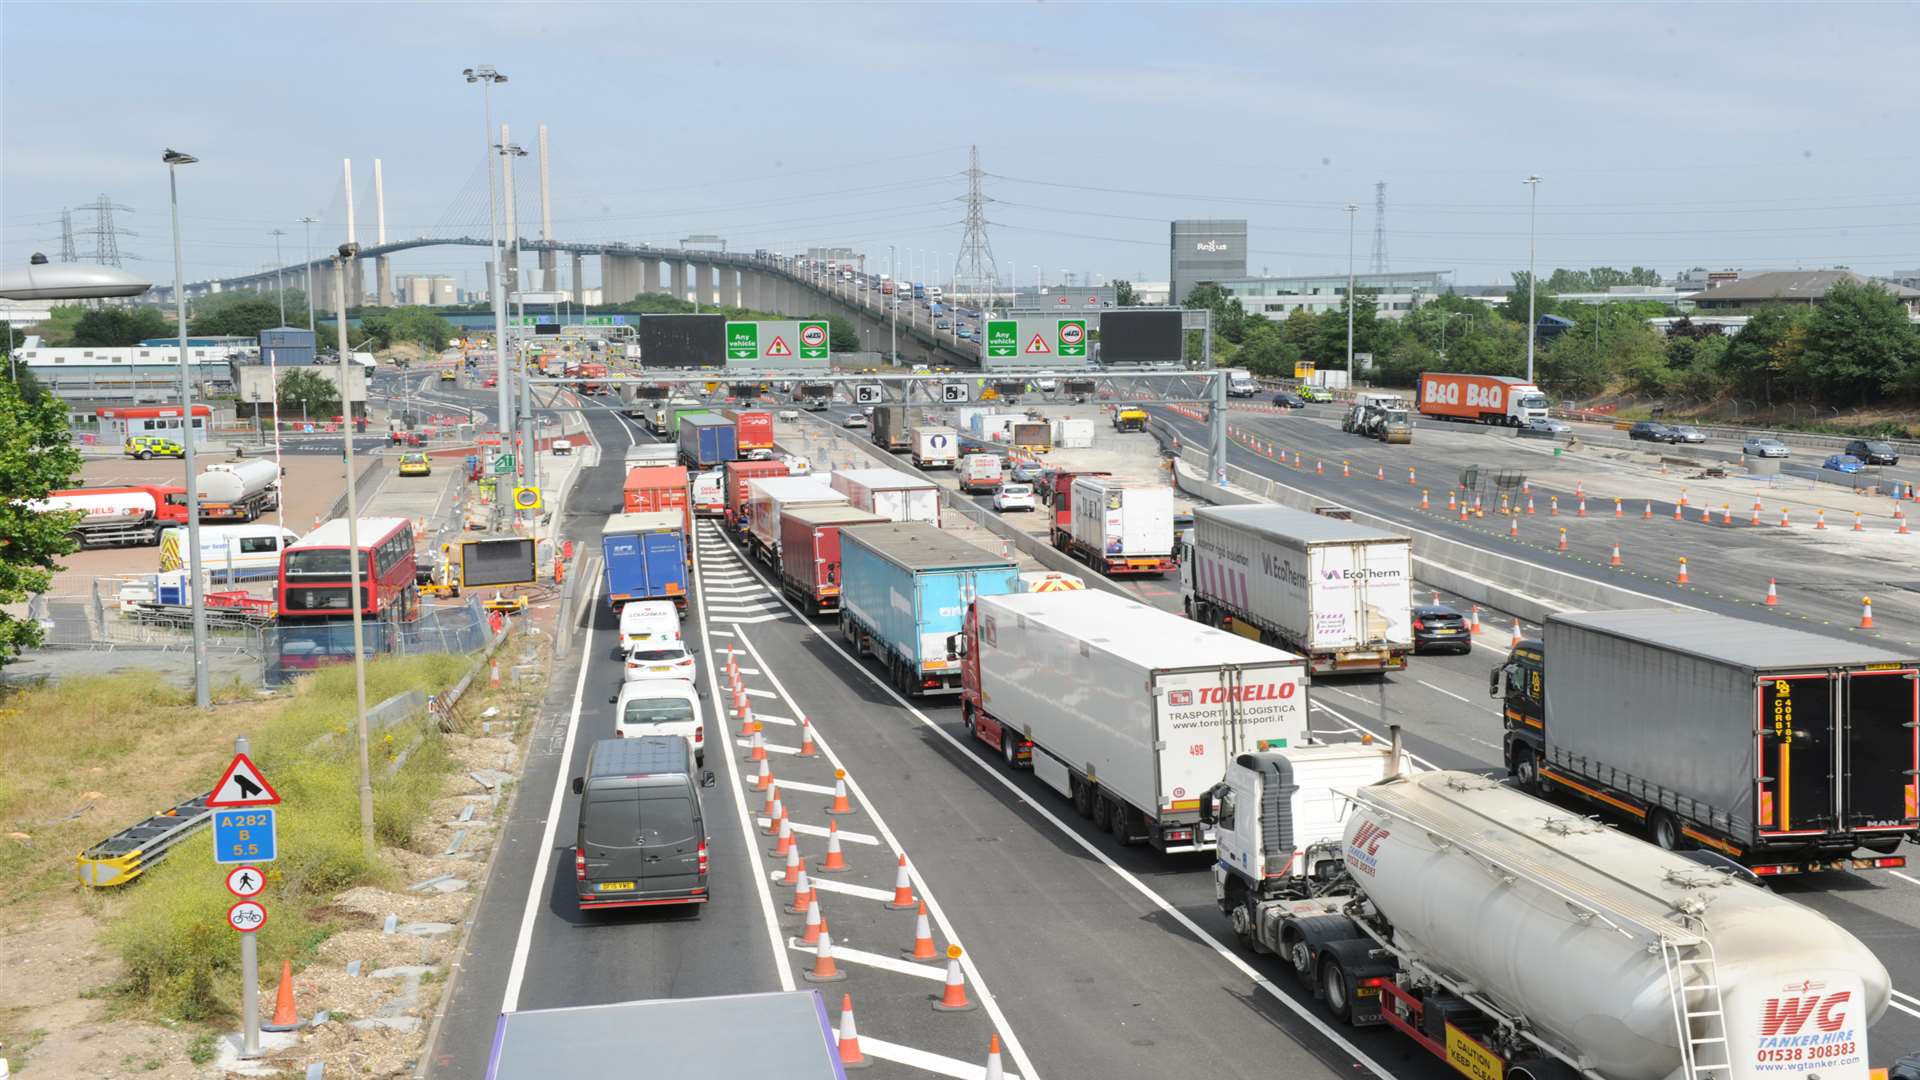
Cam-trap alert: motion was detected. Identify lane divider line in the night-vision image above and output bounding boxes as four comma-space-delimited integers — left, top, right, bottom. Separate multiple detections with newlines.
787, 939, 947, 982
858, 1035, 1025, 1080
771, 871, 895, 903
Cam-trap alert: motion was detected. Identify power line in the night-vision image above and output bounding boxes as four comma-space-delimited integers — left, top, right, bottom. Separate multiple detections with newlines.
954, 145, 998, 300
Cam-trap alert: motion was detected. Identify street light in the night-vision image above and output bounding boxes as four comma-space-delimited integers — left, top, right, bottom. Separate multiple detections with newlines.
1524, 174, 1543, 384
464, 64, 513, 472
1438, 310, 1467, 360
299, 216, 317, 330
1344, 203, 1359, 385
889, 244, 897, 364
331, 243, 377, 862
164, 148, 210, 710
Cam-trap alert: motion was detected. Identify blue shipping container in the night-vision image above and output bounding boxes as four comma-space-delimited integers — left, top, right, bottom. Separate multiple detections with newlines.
601, 511, 688, 611
678, 414, 738, 467
838, 522, 1017, 695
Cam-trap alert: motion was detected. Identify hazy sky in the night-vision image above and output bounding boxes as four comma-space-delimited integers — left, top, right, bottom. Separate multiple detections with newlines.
5, 2, 1916, 291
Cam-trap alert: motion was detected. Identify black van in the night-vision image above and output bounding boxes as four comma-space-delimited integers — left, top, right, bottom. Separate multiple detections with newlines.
571, 737, 715, 912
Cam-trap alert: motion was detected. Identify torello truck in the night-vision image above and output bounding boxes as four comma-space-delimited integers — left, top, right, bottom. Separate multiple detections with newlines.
870, 406, 911, 453
776, 504, 887, 615
1184, 505, 1412, 675
1061, 477, 1176, 577
1496, 609, 1919, 875
1204, 745, 1894, 1080
911, 425, 958, 469
744, 476, 845, 566
838, 522, 1017, 696
1417, 372, 1550, 426
718, 408, 774, 454
601, 511, 689, 614
958, 589, 1308, 852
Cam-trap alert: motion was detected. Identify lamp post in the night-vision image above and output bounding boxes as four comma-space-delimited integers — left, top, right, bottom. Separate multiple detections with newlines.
888, 244, 897, 364
1344, 203, 1359, 385
1439, 311, 1467, 360
1524, 174, 1543, 384
164, 148, 210, 710
332, 244, 377, 861
463, 64, 513, 463
497, 140, 535, 493
299, 216, 317, 330
270, 229, 286, 325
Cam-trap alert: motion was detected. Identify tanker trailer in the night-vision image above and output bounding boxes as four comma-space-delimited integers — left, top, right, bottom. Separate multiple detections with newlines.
198, 459, 282, 521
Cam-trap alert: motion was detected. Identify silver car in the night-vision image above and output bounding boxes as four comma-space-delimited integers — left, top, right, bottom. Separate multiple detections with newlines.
1515, 418, 1571, 439
1669, 426, 1707, 444
1743, 436, 1790, 458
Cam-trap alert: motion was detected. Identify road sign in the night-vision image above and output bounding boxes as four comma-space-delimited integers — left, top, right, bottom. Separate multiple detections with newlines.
226, 865, 266, 898
986, 321, 1018, 358
1058, 320, 1086, 358
798, 321, 830, 360
513, 486, 544, 511
941, 382, 970, 403
764, 335, 792, 358
725, 322, 759, 361
208, 753, 279, 808
1294, 361, 1317, 379
493, 453, 515, 476
1023, 333, 1052, 355
227, 900, 268, 933
855, 384, 883, 405
213, 808, 279, 864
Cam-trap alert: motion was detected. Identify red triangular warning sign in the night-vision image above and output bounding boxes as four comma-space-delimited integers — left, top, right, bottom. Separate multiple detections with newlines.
1024, 334, 1052, 354
208, 752, 280, 807
764, 336, 792, 357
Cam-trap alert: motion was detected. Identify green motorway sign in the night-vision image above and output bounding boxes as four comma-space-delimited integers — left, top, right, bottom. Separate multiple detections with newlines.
797, 321, 830, 360
492, 453, 515, 476
986, 320, 1019, 358
1058, 319, 1086, 358
725, 322, 759, 361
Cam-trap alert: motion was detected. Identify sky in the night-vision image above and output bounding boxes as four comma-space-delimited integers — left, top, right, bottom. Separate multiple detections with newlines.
4, 2, 1917, 293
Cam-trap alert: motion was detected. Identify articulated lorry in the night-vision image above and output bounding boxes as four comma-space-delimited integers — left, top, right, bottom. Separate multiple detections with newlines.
1205, 742, 1894, 1080
601, 511, 689, 614
776, 504, 887, 615
37, 484, 188, 549
1495, 609, 1919, 875
838, 522, 1016, 696
1183, 505, 1411, 674
744, 476, 845, 566
911, 425, 958, 469
677, 414, 738, 468
829, 468, 940, 527
1059, 477, 1176, 577
870, 406, 912, 453
1417, 372, 1550, 426
199, 460, 281, 522
959, 589, 1308, 852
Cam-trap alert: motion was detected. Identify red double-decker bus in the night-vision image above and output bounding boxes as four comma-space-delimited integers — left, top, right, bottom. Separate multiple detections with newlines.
277, 517, 418, 622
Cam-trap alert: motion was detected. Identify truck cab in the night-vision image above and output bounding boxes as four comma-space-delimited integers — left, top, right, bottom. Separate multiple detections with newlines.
1490, 639, 1547, 789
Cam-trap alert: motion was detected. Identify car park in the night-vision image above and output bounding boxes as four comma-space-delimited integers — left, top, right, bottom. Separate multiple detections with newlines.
993, 483, 1036, 512
1822, 453, 1865, 474
124, 435, 186, 460
1411, 603, 1472, 654
1271, 392, 1306, 408
1845, 438, 1899, 465
397, 452, 431, 476
570, 736, 713, 912
1628, 421, 1679, 443
611, 679, 704, 766
1743, 435, 1790, 458
623, 640, 698, 684
1515, 417, 1571, 439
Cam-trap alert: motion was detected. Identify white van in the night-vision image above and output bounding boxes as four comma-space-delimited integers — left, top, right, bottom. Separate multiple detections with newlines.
159, 524, 298, 580
618, 600, 682, 651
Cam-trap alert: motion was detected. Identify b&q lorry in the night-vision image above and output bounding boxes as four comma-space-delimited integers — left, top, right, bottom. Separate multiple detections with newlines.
1203, 736, 1895, 1080
601, 511, 689, 615
1416, 372, 1550, 426
1061, 477, 1176, 577
1495, 608, 1920, 876
838, 522, 1016, 696
1183, 504, 1411, 675
958, 589, 1308, 852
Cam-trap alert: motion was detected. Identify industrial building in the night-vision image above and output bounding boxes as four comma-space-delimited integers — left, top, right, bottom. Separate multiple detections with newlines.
1688, 269, 1920, 315
1217, 270, 1453, 320
395, 274, 457, 306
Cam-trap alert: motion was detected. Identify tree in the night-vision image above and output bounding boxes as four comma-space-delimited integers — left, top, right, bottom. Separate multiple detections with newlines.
276, 368, 341, 416
1718, 305, 1809, 405
1112, 280, 1137, 308
1183, 282, 1247, 343
0, 377, 83, 667
70, 306, 173, 347
1797, 279, 1920, 404
359, 307, 455, 350
1237, 321, 1300, 377
189, 296, 284, 338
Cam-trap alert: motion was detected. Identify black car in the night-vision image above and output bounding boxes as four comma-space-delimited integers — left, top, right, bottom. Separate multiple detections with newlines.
1844, 438, 1900, 466
1412, 604, 1472, 655
1271, 392, 1307, 408
1628, 421, 1679, 443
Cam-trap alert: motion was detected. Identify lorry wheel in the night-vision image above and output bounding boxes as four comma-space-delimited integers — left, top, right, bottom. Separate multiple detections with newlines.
961, 703, 976, 735
1648, 810, 1685, 852
1001, 735, 1018, 768
1114, 807, 1140, 847
1284, 933, 1316, 982
1513, 749, 1542, 794
1071, 778, 1094, 818
1320, 955, 1355, 1023
1093, 793, 1116, 833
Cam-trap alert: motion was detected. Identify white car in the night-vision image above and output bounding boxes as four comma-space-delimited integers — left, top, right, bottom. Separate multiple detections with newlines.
612, 679, 703, 767
1744, 436, 1790, 459
618, 600, 681, 651
994, 483, 1037, 512
623, 640, 698, 684
843, 413, 868, 429
551, 438, 574, 456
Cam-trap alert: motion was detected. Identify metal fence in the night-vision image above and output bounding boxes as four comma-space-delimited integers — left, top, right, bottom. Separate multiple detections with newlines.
262, 599, 493, 686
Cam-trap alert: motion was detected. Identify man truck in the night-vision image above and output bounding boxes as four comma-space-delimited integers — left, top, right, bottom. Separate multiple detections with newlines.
1417, 372, 1550, 427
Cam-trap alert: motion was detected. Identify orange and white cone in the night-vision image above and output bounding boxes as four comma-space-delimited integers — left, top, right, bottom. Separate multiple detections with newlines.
1448, 490, 1458, 512
1550, 496, 1559, 517
827, 771, 854, 815
260, 959, 303, 1032
489, 660, 501, 688
1780, 507, 1791, 528
1678, 488, 1689, 508
1459, 500, 1470, 523
1558, 527, 1568, 552
1419, 489, 1430, 511
1860, 597, 1875, 629
797, 718, 818, 758
836, 994, 869, 1068
1765, 578, 1779, 606
1900, 516, 1911, 535
1609, 543, 1622, 567
800, 897, 825, 944
1342, 461, 1350, 478
1677, 557, 1690, 585
1409, 466, 1417, 486
885, 854, 916, 910
904, 900, 938, 960
1526, 495, 1536, 515
763, 797, 784, 836
1508, 517, 1519, 540
1721, 504, 1733, 525
781, 840, 803, 885
753, 758, 773, 792
806, 928, 846, 983
787, 868, 815, 913
772, 815, 794, 858
934, 947, 978, 1012
1614, 498, 1623, 518
749, 729, 767, 762
1854, 511, 1864, 532
762, 781, 781, 817
985, 1034, 1005, 1080
818, 821, 851, 874
1815, 508, 1827, 530
1470, 606, 1483, 635
1673, 501, 1683, 521
1510, 623, 1523, 648
736, 698, 754, 739
1700, 505, 1712, 524
1376, 466, 1385, 482
1578, 497, 1587, 518
1316, 460, 1323, 475
1643, 501, 1653, 520
1750, 502, 1762, 526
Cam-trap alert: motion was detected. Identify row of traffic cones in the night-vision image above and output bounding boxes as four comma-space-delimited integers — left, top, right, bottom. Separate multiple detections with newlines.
829, 994, 1005, 1071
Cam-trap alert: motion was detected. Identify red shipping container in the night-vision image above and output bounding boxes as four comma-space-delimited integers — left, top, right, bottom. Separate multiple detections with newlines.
778, 505, 888, 614
723, 459, 790, 529
721, 408, 775, 452
622, 466, 692, 538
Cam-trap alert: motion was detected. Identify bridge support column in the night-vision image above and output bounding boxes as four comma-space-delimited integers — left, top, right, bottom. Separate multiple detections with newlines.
349, 260, 366, 308
571, 253, 584, 304
599, 254, 638, 304
642, 259, 660, 296
742, 272, 761, 313
540, 251, 557, 293
375, 255, 393, 307
670, 261, 687, 304
719, 266, 740, 309
485, 262, 496, 306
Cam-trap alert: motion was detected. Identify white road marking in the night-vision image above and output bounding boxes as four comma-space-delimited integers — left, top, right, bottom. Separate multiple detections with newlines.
748, 712, 798, 727
1889, 871, 1920, 888
1416, 679, 1473, 704
735, 737, 800, 756
858, 1036, 1024, 1080
706, 629, 736, 638
710, 613, 785, 625
742, 687, 778, 699
1308, 701, 1442, 772
747, 776, 838, 796
771, 871, 897, 903
754, 819, 882, 846
787, 939, 947, 981
500, 578, 601, 1012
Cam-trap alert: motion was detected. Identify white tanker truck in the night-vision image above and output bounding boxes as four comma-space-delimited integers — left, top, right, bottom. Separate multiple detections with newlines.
197, 459, 281, 522
1202, 734, 1895, 1080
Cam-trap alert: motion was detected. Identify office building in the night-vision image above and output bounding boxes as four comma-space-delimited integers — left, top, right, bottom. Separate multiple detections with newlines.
1169, 220, 1247, 306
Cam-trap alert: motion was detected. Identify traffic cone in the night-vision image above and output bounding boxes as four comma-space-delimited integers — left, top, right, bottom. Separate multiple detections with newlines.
749, 729, 768, 762
1470, 606, 1483, 635
1526, 495, 1536, 515
1578, 497, 1587, 518
1780, 507, 1791, 528
1679, 488, 1689, 508
1677, 557, 1690, 585
985, 1034, 1005, 1080
1673, 501, 1683, 521
1614, 498, 1623, 518
1508, 517, 1519, 540
818, 821, 851, 873
762, 779, 784, 816
1575, 481, 1585, 498
737, 698, 755, 738
934, 948, 978, 1012
1316, 460, 1323, 475
1900, 516, 1911, 535
1510, 622, 1523, 648
1643, 501, 1653, 520
1815, 508, 1827, 530
1500, 495, 1511, 517
807, 929, 846, 983
1765, 578, 1779, 605
1408, 466, 1417, 485
754, 759, 773, 792
489, 660, 500, 689
797, 718, 819, 758
1854, 511, 1864, 532
1550, 496, 1559, 517
1448, 490, 1457, 512
1895, 503, 1907, 522
827, 771, 855, 815
260, 960, 303, 1032
1431, 591, 1441, 605
801, 897, 825, 944
1342, 461, 1350, 478
725, 645, 737, 681
1720, 504, 1732, 525
1609, 543, 1622, 567
1459, 500, 1469, 523
1473, 494, 1484, 518
1860, 597, 1875, 629
782, 840, 803, 885
885, 854, 916, 909
763, 796, 784, 835
1419, 489, 1430, 511
836, 995, 869, 1069
1750, 502, 1762, 526
1700, 505, 1712, 524
1376, 466, 1385, 481
771, 814, 794, 858
788, 868, 815, 913
904, 900, 939, 960
1557, 528, 1568, 552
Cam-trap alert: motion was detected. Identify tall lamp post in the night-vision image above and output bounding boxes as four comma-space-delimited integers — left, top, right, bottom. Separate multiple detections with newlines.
164, 148, 210, 710
1524, 174, 1543, 384
332, 244, 377, 861
464, 65, 513, 465
299, 216, 317, 330
888, 244, 897, 363
1344, 203, 1359, 385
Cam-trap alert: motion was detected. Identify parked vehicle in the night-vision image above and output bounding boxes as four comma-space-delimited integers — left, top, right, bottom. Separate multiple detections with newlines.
1415, 372, 1549, 426
993, 483, 1036, 512
838, 522, 1017, 696
1495, 608, 1919, 873
1845, 438, 1900, 465
1824, 453, 1866, 474
1514, 417, 1571, 439
677, 414, 738, 469
571, 737, 713, 912
1411, 602, 1471, 654
1344, 398, 1412, 443
869, 406, 911, 452
158, 523, 298, 580
1183, 505, 1412, 674
1112, 408, 1148, 432
1630, 421, 1681, 443
721, 460, 789, 533
911, 425, 958, 469
828, 468, 940, 527
1058, 477, 1175, 577
611, 679, 703, 767
776, 504, 886, 615
745, 476, 846, 566
36, 483, 188, 548
958, 453, 1003, 494
601, 511, 689, 614
1744, 435, 1791, 458
623, 465, 694, 540
1204, 740, 1893, 1080
1009, 421, 1052, 452
198, 460, 283, 521
124, 435, 185, 460
960, 589, 1308, 851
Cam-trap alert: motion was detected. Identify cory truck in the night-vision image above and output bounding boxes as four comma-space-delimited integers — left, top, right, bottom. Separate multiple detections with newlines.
1416, 372, 1550, 427
1183, 504, 1412, 674
958, 589, 1308, 852
1060, 477, 1176, 577
776, 504, 887, 615
838, 522, 1016, 696
601, 511, 689, 614
1495, 608, 1919, 876
197, 460, 282, 522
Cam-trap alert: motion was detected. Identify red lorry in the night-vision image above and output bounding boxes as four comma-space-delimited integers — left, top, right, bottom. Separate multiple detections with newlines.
777, 505, 888, 615
720, 408, 775, 454
622, 466, 693, 540
1044, 470, 1109, 550
722, 460, 790, 534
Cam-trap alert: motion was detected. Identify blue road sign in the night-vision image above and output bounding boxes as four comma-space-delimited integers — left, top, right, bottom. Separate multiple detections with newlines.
212, 808, 278, 865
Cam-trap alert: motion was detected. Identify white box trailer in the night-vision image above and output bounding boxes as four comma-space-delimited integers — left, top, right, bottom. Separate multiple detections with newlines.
745, 476, 845, 564
960, 590, 1308, 852
1052, 417, 1094, 449
1064, 477, 1175, 576
1185, 504, 1411, 674
911, 425, 958, 469
829, 468, 941, 527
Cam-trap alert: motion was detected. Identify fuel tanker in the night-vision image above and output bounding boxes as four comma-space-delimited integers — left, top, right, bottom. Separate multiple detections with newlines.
1206, 743, 1892, 1080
